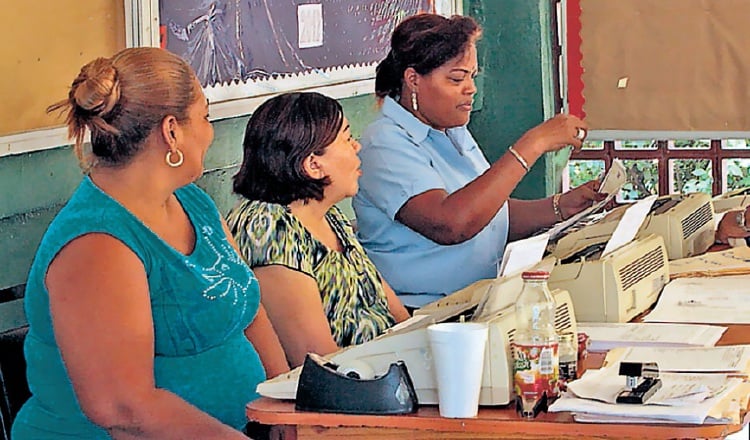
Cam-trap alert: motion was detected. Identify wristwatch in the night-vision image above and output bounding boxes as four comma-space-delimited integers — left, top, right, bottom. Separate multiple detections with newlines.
735, 209, 750, 233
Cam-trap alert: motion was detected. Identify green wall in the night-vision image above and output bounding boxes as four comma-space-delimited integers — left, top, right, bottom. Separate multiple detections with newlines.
468, 0, 567, 199
0, 0, 559, 292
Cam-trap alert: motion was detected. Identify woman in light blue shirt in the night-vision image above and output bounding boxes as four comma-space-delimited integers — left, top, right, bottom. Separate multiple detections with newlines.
353, 14, 603, 307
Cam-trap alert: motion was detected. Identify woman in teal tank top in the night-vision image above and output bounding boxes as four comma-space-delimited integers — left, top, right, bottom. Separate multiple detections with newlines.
11, 47, 289, 439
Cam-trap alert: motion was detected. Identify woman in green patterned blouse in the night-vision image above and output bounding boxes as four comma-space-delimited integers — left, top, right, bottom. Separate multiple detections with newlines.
226, 92, 410, 368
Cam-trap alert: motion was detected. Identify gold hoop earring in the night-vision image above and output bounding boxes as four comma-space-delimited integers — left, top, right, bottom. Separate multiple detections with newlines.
411, 91, 419, 112
165, 149, 184, 168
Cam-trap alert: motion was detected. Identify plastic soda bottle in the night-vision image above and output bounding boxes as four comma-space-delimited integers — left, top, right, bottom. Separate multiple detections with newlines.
513, 270, 559, 418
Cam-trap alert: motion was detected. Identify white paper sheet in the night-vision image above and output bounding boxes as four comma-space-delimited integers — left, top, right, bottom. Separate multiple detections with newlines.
571, 412, 731, 424
602, 195, 657, 257
567, 367, 731, 405
497, 232, 550, 277
603, 345, 750, 374
549, 376, 745, 424
644, 275, 750, 323
578, 323, 727, 352
599, 159, 627, 196
546, 162, 627, 241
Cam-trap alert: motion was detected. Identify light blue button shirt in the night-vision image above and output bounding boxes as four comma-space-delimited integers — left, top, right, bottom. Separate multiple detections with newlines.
353, 97, 509, 307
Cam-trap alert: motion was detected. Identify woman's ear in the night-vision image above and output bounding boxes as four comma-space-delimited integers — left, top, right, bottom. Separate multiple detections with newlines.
159, 115, 179, 147
403, 67, 419, 92
302, 154, 325, 179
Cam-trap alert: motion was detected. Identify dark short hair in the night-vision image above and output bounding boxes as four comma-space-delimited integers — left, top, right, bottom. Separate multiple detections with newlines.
375, 14, 481, 100
233, 92, 344, 204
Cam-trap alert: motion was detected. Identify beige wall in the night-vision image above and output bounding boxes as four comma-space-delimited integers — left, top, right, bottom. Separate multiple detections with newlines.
0, 1, 125, 135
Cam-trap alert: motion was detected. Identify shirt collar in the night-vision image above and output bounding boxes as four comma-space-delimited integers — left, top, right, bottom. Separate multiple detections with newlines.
381, 96, 472, 154
381, 96, 432, 144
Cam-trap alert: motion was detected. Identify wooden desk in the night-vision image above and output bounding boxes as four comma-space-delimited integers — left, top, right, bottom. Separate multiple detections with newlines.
247, 325, 750, 439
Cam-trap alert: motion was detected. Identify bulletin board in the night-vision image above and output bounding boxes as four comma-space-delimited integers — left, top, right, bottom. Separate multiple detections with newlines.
566, 0, 750, 135
158, 0, 457, 117
1, 0, 459, 156
0, 1, 125, 137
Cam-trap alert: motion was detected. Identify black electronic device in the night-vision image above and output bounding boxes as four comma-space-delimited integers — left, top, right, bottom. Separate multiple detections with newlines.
615, 361, 662, 404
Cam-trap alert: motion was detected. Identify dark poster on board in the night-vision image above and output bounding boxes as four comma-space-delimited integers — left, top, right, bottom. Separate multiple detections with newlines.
160, 0, 434, 87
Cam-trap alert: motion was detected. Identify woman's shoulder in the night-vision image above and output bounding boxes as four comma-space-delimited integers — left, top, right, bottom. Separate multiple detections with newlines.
361, 115, 410, 146
227, 199, 290, 228
327, 205, 355, 231
227, 199, 302, 247
228, 200, 315, 270
175, 183, 219, 212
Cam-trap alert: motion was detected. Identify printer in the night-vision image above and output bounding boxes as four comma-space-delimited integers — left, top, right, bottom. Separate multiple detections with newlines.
257, 269, 577, 406
547, 232, 669, 323
636, 193, 715, 260
712, 186, 750, 214
555, 192, 714, 261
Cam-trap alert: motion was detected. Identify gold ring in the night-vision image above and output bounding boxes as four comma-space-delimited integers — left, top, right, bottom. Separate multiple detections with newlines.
575, 127, 586, 141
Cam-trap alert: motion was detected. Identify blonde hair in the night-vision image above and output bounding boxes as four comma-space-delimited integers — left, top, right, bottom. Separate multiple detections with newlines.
48, 47, 197, 169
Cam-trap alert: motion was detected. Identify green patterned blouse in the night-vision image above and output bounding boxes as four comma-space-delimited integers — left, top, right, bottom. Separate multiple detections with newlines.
226, 200, 396, 347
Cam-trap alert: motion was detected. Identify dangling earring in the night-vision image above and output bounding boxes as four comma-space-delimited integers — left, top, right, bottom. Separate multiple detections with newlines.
411, 91, 419, 112
165, 149, 184, 167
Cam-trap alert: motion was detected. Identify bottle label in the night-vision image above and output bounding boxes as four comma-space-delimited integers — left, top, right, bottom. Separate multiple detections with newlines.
560, 360, 578, 382
513, 342, 560, 399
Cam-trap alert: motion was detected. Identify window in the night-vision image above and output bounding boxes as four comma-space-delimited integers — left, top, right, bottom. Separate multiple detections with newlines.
566, 140, 750, 199
554, 0, 750, 198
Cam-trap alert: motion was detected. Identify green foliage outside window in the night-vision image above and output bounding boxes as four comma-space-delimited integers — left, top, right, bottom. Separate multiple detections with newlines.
621, 159, 658, 200
568, 160, 603, 188
726, 159, 750, 189
619, 140, 657, 150
672, 139, 710, 149
566, 139, 747, 198
673, 159, 713, 194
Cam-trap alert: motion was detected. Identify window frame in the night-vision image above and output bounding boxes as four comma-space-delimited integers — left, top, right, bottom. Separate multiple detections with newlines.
569, 140, 750, 195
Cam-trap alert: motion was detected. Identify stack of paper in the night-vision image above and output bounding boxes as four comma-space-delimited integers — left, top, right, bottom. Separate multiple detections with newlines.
669, 247, 750, 280
602, 345, 750, 375
644, 275, 750, 324
549, 345, 750, 424
552, 381, 749, 425
551, 369, 746, 424
578, 323, 727, 353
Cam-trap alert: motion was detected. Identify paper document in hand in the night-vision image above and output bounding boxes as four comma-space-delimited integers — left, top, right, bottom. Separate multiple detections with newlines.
603, 345, 750, 375
547, 161, 626, 241
578, 323, 727, 352
601, 195, 657, 257
669, 247, 750, 280
547, 198, 609, 240
644, 275, 750, 324
599, 159, 627, 196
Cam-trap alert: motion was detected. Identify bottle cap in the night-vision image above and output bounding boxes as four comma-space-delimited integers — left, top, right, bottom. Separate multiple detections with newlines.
521, 270, 550, 280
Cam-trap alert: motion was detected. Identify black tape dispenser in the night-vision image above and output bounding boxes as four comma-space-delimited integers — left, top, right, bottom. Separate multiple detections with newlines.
295, 353, 419, 415
615, 361, 662, 404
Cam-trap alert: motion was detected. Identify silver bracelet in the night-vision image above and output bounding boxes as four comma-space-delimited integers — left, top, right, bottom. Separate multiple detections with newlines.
508, 145, 529, 172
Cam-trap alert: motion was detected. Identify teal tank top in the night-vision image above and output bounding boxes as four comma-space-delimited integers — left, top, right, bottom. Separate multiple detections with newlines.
12, 176, 265, 438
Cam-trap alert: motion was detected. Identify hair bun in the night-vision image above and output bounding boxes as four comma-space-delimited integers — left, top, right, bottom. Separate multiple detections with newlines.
72, 57, 121, 117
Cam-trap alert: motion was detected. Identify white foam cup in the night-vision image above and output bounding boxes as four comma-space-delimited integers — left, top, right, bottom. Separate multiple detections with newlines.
427, 322, 488, 418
